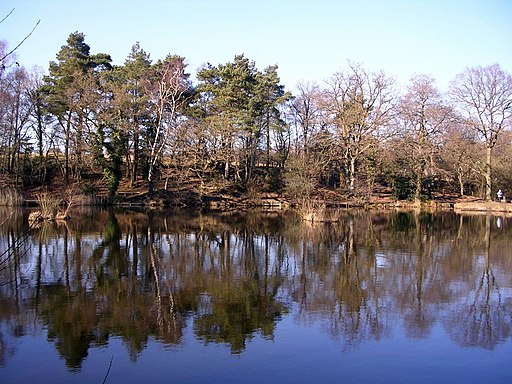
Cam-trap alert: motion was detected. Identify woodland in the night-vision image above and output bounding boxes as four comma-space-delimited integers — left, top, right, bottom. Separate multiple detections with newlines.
1, 31, 512, 208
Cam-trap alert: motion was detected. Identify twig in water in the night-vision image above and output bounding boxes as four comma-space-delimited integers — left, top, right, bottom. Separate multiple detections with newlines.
102, 355, 114, 384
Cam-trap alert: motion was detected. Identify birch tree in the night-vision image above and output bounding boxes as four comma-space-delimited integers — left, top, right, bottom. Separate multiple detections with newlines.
144, 55, 190, 194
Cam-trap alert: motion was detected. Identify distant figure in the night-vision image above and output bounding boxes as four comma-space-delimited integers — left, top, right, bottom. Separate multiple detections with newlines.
497, 189, 503, 202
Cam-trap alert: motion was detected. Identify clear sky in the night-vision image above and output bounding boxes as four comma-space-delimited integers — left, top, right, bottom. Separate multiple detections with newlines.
1, 0, 511, 92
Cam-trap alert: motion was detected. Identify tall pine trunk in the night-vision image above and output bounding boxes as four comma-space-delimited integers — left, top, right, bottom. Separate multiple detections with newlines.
64, 113, 72, 184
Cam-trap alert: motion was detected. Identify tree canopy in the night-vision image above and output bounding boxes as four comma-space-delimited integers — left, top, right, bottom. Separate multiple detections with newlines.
1, 31, 512, 203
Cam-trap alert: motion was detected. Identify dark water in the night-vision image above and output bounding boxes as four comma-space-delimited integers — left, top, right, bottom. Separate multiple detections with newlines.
0, 208, 511, 384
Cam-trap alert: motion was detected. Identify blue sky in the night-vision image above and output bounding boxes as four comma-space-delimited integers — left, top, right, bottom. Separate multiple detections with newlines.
1, 0, 511, 92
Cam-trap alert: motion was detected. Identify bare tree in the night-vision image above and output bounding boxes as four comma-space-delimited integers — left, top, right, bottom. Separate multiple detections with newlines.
322, 63, 396, 192
0, 63, 34, 185
441, 120, 483, 197
145, 55, 190, 194
398, 75, 452, 201
288, 81, 324, 158
450, 64, 512, 200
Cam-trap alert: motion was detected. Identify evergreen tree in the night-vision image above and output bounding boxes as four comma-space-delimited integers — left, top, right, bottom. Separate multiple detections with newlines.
197, 55, 289, 186
42, 31, 111, 183
255, 65, 292, 169
115, 43, 152, 186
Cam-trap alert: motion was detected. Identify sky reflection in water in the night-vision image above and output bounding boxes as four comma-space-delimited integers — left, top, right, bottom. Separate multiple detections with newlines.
0, 208, 511, 383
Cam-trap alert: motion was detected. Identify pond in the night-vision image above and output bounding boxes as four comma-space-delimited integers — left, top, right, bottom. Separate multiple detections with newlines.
0, 208, 511, 383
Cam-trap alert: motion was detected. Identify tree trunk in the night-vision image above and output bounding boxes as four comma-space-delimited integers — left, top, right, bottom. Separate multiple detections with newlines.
74, 119, 83, 182
266, 114, 271, 169
341, 155, 349, 190
131, 130, 139, 187
36, 103, 45, 182
415, 168, 422, 202
64, 113, 72, 184
457, 169, 464, 196
485, 145, 492, 201
415, 159, 425, 203
349, 157, 356, 191
147, 163, 155, 195
224, 161, 230, 180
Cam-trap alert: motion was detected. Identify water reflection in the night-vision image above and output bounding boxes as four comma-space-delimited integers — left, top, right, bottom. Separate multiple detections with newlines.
444, 215, 512, 349
1, 208, 512, 371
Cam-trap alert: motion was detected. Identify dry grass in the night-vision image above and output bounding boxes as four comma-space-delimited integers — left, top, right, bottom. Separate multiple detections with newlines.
0, 188, 24, 206
295, 199, 342, 223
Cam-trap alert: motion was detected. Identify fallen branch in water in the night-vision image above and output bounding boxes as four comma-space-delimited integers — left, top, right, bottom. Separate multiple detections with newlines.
102, 355, 114, 384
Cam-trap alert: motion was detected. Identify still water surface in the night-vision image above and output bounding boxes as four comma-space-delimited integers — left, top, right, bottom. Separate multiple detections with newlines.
0, 208, 511, 383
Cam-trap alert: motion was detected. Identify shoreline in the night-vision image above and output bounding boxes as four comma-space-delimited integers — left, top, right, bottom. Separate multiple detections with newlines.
10, 186, 512, 214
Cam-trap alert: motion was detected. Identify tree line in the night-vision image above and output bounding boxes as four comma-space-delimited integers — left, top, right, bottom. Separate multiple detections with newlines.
1, 31, 512, 203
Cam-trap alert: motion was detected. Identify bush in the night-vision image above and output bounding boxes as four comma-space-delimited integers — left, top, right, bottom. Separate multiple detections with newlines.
283, 156, 319, 199
35, 192, 62, 219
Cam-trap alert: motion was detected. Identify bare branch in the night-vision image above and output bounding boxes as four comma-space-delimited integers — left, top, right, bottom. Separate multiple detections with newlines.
0, 18, 41, 64
0, 8, 15, 24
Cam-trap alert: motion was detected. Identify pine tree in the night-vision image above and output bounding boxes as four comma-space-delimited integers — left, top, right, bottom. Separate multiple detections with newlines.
42, 32, 111, 183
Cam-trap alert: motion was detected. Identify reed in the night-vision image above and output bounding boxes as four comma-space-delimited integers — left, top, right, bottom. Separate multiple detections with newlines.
295, 199, 343, 223
296, 199, 326, 223
0, 188, 24, 206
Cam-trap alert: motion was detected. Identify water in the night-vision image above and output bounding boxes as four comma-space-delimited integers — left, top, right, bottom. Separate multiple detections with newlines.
1, 208, 511, 383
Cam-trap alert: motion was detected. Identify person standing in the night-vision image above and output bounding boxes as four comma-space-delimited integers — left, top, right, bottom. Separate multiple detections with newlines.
497, 189, 503, 202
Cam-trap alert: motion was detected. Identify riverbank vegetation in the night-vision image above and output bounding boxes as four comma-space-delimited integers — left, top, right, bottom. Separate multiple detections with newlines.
1, 32, 512, 209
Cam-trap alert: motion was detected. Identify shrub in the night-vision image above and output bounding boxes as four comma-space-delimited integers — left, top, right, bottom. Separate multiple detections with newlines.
35, 192, 62, 219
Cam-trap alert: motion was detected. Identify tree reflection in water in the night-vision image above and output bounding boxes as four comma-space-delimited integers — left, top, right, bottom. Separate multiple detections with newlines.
444, 215, 512, 349
0, 208, 512, 370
